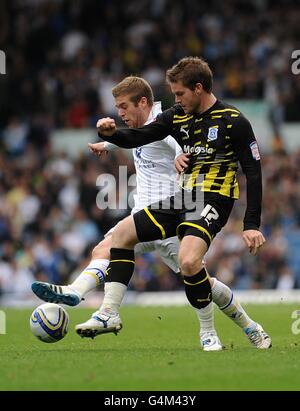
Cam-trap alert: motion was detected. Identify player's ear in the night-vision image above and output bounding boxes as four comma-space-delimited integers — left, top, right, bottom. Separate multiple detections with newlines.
139, 96, 148, 108
194, 83, 203, 95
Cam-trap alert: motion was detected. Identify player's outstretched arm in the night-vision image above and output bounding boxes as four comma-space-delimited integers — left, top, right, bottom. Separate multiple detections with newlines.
96, 110, 173, 149
88, 142, 108, 157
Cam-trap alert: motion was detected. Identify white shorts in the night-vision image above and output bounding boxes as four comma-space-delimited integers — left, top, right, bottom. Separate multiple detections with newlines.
134, 237, 180, 273
104, 224, 180, 273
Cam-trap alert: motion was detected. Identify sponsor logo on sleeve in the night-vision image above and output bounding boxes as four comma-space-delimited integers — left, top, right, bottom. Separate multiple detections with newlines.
250, 141, 261, 160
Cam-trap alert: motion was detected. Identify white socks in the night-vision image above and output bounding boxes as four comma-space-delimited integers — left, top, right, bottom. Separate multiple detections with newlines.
211, 278, 256, 330
100, 282, 127, 313
70, 261, 256, 335
69, 259, 109, 298
69, 259, 127, 314
195, 301, 215, 336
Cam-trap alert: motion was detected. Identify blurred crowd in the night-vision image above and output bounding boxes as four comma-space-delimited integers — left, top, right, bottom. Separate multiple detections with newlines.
0, 135, 299, 297
0, 0, 300, 298
1, 0, 300, 130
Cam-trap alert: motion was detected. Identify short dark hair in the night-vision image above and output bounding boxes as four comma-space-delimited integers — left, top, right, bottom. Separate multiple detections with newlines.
112, 76, 154, 106
166, 57, 213, 93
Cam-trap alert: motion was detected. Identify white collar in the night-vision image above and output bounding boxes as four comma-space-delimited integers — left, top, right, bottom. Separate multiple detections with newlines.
145, 101, 162, 125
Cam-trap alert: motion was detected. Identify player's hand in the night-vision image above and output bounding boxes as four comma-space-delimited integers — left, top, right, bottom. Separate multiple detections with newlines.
96, 117, 116, 136
175, 153, 191, 173
88, 142, 108, 157
243, 229, 266, 255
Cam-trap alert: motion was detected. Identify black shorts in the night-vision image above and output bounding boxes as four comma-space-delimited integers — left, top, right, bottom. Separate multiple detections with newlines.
133, 190, 234, 248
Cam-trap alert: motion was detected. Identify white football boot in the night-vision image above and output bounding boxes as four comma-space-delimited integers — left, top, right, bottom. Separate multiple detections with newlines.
31, 281, 82, 306
200, 331, 223, 351
75, 309, 122, 339
244, 323, 272, 349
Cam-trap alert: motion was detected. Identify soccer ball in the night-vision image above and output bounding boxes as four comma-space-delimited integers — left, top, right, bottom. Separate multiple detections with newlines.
30, 303, 69, 343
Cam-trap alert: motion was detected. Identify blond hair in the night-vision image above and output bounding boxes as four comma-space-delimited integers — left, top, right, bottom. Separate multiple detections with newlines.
112, 76, 154, 106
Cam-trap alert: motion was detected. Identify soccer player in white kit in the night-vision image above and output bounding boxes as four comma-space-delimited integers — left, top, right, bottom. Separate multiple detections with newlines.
32, 76, 271, 350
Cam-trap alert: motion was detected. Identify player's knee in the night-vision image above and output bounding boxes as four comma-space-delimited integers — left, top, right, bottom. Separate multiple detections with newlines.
179, 256, 203, 276
111, 219, 138, 248
91, 239, 110, 260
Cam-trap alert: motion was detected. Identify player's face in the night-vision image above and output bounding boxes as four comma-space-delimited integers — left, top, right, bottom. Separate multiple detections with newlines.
169, 81, 202, 114
115, 95, 146, 128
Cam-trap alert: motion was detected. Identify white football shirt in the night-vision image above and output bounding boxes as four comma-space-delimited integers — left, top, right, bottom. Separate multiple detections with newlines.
104, 102, 182, 213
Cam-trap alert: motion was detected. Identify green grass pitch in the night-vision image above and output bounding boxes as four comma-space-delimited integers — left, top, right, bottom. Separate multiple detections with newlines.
0, 304, 299, 391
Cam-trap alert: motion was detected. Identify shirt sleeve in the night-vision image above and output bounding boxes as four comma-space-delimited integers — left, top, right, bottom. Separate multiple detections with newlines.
103, 142, 118, 151
98, 109, 174, 149
231, 115, 263, 231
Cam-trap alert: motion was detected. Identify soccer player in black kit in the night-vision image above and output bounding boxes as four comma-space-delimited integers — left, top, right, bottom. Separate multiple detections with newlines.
96, 57, 271, 350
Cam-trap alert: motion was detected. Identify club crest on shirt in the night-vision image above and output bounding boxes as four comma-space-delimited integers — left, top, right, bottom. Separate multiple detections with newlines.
207, 127, 218, 141
135, 147, 142, 158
